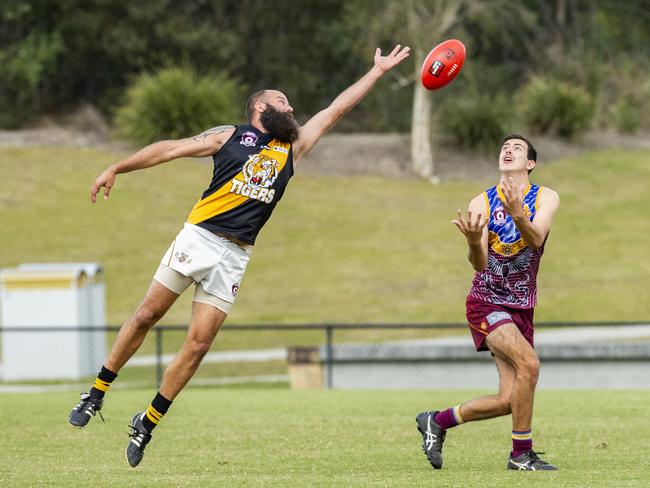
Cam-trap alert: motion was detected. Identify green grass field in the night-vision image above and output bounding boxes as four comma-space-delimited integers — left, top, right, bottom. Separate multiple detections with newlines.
1, 146, 649, 326
1, 388, 649, 487
2, 146, 648, 485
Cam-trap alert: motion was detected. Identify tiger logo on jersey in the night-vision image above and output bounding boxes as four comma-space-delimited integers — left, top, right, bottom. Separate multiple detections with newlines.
243, 154, 279, 189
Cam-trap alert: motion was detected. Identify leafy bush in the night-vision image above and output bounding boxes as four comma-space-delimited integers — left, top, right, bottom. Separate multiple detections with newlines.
599, 61, 650, 134
114, 66, 244, 145
611, 96, 641, 134
439, 93, 511, 152
518, 77, 594, 138
0, 31, 63, 128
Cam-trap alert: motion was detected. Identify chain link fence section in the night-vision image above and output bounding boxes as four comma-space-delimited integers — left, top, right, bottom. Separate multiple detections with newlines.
1, 321, 649, 391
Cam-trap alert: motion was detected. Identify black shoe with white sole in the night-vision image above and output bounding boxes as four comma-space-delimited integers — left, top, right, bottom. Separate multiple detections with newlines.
507, 450, 558, 471
68, 392, 104, 428
415, 410, 446, 469
126, 412, 153, 467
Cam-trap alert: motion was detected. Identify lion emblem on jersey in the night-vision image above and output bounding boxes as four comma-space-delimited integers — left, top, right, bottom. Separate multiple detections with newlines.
243, 154, 279, 189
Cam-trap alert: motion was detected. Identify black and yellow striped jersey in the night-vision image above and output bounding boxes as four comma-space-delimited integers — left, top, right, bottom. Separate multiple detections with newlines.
187, 125, 294, 245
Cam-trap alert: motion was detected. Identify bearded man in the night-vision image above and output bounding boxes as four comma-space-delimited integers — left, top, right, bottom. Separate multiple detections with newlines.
68, 45, 410, 467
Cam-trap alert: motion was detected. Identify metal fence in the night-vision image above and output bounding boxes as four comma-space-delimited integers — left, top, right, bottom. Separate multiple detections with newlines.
1, 321, 650, 391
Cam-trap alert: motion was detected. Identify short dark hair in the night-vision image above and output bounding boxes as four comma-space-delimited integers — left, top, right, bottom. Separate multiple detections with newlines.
246, 90, 267, 122
502, 133, 537, 161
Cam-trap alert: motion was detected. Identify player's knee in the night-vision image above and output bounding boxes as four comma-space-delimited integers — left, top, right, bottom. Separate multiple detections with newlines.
187, 339, 211, 362
519, 356, 540, 383
497, 396, 512, 415
529, 356, 540, 379
132, 306, 162, 330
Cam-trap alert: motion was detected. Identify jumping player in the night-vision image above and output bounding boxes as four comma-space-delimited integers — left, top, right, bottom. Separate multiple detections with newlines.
416, 134, 560, 471
68, 45, 410, 467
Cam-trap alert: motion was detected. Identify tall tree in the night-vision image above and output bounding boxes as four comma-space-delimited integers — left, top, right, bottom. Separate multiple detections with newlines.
350, 0, 545, 180
405, 0, 464, 181
346, 0, 475, 180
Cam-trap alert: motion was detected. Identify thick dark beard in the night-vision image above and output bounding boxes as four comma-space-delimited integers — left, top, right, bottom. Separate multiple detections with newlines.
260, 106, 299, 143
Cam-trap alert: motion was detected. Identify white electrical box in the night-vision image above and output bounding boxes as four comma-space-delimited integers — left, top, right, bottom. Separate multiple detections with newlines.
0, 263, 106, 381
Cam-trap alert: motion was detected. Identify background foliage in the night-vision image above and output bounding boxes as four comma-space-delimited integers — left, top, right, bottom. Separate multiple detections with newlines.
114, 66, 244, 144
1, 0, 649, 139
518, 77, 594, 138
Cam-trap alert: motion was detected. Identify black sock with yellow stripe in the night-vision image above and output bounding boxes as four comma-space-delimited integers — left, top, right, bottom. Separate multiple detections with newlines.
142, 392, 173, 432
89, 366, 117, 400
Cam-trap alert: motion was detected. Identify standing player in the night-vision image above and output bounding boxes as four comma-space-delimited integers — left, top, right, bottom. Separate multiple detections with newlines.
68, 45, 410, 467
416, 134, 560, 471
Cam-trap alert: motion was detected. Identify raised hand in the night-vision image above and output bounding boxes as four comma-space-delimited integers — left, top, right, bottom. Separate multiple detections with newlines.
373, 44, 411, 73
498, 177, 526, 218
90, 168, 117, 203
452, 209, 487, 245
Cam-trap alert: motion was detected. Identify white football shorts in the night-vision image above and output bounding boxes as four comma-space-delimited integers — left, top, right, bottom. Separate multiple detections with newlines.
153, 223, 252, 314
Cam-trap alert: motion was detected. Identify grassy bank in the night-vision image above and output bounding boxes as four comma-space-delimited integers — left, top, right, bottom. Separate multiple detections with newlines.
1, 147, 648, 325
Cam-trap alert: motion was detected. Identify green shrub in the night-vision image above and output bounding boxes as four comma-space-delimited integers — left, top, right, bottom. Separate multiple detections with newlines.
606, 81, 650, 134
611, 96, 641, 134
0, 31, 63, 128
114, 66, 244, 145
439, 94, 511, 153
518, 77, 594, 138
595, 58, 650, 132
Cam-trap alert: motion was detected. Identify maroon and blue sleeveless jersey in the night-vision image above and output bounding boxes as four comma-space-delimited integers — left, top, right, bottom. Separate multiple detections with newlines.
468, 184, 545, 309
187, 125, 294, 245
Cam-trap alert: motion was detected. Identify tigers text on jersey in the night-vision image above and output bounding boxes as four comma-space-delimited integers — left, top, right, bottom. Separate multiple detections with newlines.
187, 125, 294, 245
468, 184, 545, 309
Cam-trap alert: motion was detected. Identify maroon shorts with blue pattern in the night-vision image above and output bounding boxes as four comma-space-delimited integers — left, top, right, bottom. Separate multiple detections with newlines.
465, 295, 535, 352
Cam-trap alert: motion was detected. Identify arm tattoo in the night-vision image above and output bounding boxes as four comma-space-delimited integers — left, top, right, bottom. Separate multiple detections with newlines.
191, 125, 234, 142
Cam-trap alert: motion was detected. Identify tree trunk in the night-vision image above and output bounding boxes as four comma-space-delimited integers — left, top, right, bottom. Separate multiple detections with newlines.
555, 0, 566, 49
410, 51, 437, 182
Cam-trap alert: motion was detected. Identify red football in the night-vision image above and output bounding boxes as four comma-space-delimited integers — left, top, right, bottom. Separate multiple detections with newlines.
420, 39, 466, 91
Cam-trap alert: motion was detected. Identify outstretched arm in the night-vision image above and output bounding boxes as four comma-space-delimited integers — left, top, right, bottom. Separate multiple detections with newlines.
453, 194, 489, 272
292, 44, 410, 164
90, 125, 235, 202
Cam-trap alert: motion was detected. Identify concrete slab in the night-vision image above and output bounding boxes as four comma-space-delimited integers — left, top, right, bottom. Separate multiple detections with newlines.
320, 325, 650, 389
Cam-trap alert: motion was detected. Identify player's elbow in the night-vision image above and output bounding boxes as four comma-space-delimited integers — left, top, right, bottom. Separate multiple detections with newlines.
328, 103, 349, 122
158, 141, 185, 161
469, 258, 487, 273
526, 238, 545, 250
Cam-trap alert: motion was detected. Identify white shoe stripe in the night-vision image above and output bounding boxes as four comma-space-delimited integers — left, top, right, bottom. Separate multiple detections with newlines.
424, 416, 437, 451
510, 460, 535, 470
